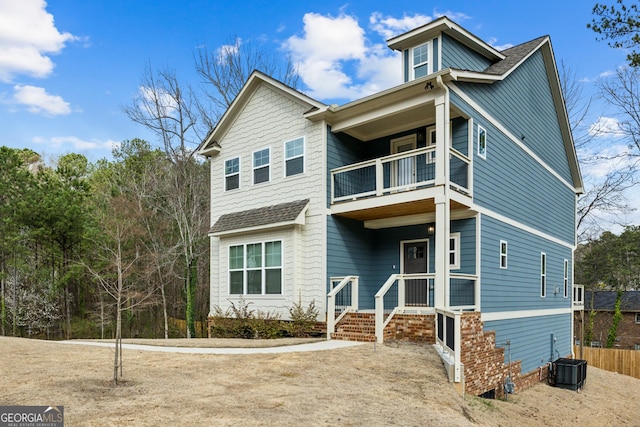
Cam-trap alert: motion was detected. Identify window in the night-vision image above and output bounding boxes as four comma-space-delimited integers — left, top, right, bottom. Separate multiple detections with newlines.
540, 253, 547, 297
413, 43, 429, 79
224, 157, 240, 191
635, 343, 640, 351
229, 241, 282, 295
284, 137, 305, 176
478, 125, 487, 159
449, 233, 460, 269
253, 148, 270, 184
635, 313, 640, 324
500, 240, 508, 269
563, 259, 569, 298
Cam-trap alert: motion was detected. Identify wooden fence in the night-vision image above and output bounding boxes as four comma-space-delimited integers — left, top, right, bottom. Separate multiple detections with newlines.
168, 317, 208, 338
574, 346, 640, 380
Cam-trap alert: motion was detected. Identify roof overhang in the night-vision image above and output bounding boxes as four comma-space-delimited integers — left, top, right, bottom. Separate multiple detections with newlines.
198, 71, 325, 157
387, 16, 505, 62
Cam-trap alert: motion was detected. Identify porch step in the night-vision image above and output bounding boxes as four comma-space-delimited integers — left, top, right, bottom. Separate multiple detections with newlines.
332, 312, 377, 342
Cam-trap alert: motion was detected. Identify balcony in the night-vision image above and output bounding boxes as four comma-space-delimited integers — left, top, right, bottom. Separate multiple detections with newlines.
330, 147, 471, 219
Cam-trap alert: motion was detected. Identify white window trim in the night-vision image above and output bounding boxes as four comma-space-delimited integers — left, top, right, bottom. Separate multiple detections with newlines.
449, 233, 460, 270
283, 136, 305, 177
563, 259, 569, 298
223, 156, 241, 192
411, 42, 431, 79
500, 240, 508, 269
252, 147, 271, 185
228, 240, 283, 296
540, 252, 547, 298
635, 313, 640, 324
477, 125, 487, 159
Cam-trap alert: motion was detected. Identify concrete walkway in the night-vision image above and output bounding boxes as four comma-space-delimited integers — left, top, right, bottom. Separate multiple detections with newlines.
60, 339, 364, 354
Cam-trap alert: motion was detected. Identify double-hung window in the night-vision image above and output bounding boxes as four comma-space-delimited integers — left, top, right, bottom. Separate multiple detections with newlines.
284, 137, 305, 177
540, 253, 547, 297
478, 125, 487, 159
413, 43, 429, 79
253, 148, 270, 184
500, 241, 508, 269
229, 241, 282, 295
449, 233, 460, 269
224, 157, 240, 191
563, 259, 569, 298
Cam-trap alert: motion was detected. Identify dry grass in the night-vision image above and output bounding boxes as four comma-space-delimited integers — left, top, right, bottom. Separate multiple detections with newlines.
1, 337, 638, 426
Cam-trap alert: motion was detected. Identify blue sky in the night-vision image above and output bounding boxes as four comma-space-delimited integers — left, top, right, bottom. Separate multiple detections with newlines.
0, 0, 627, 162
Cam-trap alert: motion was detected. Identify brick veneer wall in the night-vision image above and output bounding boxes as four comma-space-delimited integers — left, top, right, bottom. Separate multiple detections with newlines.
459, 312, 555, 397
383, 314, 436, 343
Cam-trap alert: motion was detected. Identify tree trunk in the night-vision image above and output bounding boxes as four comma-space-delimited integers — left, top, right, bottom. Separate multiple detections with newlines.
186, 258, 196, 339
160, 281, 168, 340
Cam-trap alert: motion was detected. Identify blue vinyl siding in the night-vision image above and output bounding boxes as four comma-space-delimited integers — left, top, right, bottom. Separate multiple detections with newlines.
441, 33, 492, 72
451, 92, 576, 244
327, 218, 476, 309
485, 314, 572, 373
455, 50, 573, 184
480, 215, 572, 312
451, 117, 468, 156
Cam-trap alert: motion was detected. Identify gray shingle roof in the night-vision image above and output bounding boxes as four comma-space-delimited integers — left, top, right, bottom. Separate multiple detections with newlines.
210, 199, 310, 234
483, 36, 547, 75
585, 291, 640, 311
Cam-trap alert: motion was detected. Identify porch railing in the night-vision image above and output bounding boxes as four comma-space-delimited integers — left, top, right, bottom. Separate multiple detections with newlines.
374, 273, 435, 343
331, 147, 470, 203
326, 276, 359, 339
435, 308, 462, 383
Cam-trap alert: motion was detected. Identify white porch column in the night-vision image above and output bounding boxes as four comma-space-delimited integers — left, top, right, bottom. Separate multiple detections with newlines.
434, 89, 451, 308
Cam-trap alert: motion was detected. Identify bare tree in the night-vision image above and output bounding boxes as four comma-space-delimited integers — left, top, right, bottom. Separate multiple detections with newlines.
123, 67, 210, 339
560, 62, 640, 241
194, 36, 299, 126
599, 66, 640, 155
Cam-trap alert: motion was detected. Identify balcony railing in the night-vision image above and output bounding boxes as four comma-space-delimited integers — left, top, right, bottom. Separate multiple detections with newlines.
331, 147, 470, 203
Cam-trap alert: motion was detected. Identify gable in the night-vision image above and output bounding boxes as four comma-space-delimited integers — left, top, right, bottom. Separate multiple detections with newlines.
441, 33, 493, 72
454, 49, 575, 186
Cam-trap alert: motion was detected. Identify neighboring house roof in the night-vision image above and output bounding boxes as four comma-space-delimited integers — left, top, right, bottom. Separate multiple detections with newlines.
585, 291, 640, 312
210, 199, 310, 236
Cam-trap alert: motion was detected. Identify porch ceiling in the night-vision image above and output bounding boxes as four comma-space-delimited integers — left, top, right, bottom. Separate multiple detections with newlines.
332, 198, 469, 222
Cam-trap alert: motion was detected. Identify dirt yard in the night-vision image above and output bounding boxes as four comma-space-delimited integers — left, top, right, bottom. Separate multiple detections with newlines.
0, 337, 638, 426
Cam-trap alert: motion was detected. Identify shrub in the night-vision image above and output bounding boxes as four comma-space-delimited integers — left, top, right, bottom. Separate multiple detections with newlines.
285, 298, 320, 337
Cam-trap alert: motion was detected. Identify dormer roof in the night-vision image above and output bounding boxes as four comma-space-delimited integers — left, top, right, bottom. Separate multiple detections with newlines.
387, 16, 504, 62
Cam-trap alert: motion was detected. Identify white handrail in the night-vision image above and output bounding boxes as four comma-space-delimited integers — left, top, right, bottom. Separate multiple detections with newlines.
327, 276, 359, 340
435, 307, 462, 383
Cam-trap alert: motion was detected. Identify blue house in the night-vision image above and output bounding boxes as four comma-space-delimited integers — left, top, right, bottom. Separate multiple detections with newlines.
199, 16, 583, 396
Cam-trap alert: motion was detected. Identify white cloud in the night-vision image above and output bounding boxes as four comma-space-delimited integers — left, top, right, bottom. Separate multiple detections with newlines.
486, 37, 513, 51
138, 85, 178, 117
284, 11, 417, 101
33, 135, 118, 151
588, 116, 625, 137
0, 0, 77, 82
12, 84, 71, 115
369, 12, 433, 40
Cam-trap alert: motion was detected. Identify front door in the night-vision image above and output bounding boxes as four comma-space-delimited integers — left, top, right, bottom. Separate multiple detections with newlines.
403, 240, 430, 306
